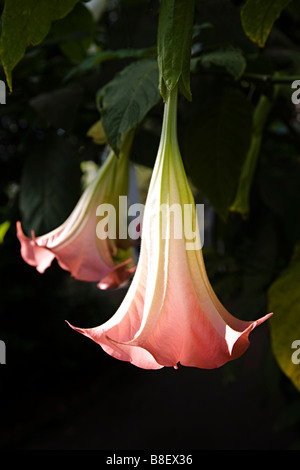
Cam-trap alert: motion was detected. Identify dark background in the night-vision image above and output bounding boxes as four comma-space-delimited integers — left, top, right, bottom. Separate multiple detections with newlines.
0, 249, 296, 451
1, 0, 300, 451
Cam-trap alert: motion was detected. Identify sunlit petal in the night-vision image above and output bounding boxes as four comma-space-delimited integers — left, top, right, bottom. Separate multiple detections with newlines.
69, 88, 272, 368
17, 140, 135, 289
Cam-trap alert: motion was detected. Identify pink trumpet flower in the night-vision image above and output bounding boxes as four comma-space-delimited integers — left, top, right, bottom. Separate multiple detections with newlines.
68, 87, 272, 369
17, 136, 135, 290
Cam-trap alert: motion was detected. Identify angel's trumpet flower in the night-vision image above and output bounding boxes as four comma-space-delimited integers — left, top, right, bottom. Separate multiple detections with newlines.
69, 87, 272, 369
17, 134, 135, 290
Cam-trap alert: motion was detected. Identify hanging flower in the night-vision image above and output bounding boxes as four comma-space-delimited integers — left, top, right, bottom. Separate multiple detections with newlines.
17, 134, 135, 290
68, 87, 272, 369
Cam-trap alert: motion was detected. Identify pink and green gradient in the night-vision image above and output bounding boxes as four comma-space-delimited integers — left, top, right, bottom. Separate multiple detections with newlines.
68, 87, 273, 369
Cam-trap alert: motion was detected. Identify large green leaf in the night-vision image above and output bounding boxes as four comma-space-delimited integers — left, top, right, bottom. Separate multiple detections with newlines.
64, 47, 153, 81
157, 0, 195, 101
19, 132, 81, 236
97, 59, 161, 155
241, 0, 292, 47
0, 0, 80, 91
268, 245, 300, 392
191, 46, 246, 81
184, 88, 253, 219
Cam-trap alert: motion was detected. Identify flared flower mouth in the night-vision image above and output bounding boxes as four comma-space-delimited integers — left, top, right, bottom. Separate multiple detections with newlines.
17, 136, 136, 290
68, 87, 272, 370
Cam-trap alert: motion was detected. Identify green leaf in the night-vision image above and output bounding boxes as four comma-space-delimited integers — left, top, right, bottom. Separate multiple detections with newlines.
50, 2, 95, 62
19, 132, 81, 236
241, 0, 292, 48
64, 47, 154, 81
86, 120, 107, 145
268, 244, 300, 392
97, 59, 161, 155
191, 46, 246, 81
157, 0, 195, 101
0, 0, 80, 91
0, 221, 11, 244
230, 94, 274, 218
184, 88, 253, 219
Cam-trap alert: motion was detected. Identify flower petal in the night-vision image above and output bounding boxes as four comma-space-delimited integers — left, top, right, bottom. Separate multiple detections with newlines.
68, 87, 272, 369
16, 221, 55, 273
17, 148, 135, 289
